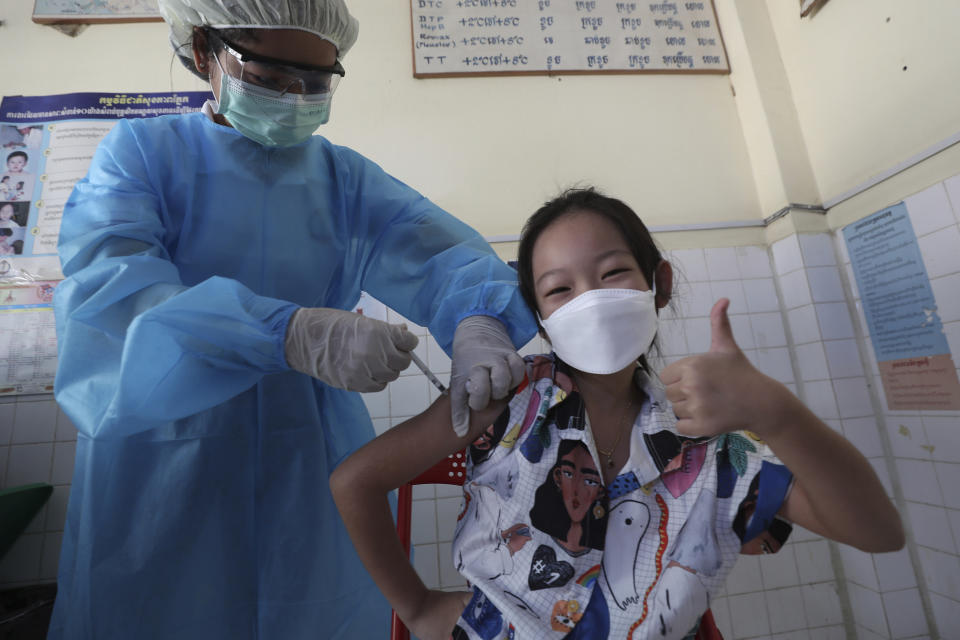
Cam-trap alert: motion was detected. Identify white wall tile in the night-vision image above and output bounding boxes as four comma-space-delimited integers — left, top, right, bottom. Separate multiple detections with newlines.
372, 418, 391, 436
710, 280, 748, 314
736, 245, 773, 278
766, 586, 807, 633
907, 502, 957, 554
917, 225, 960, 279
840, 545, 879, 590
23, 503, 47, 534
438, 541, 467, 589
947, 508, 960, 561
0, 403, 14, 445
896, 459, 943, 505
799, 234, 837, 268
815, 303, 856, 341
848, 583, 889, 638
929, 592, 960, 636
40, 531, 62, 581
0, 446, 7, 490
935, 462, 960, 509
795, 343, 830, 381
755, 347, 796, 384
0, 532, 43, 583
11, 398, 58, 445
436, 484, 462, 498
930, 273, 960, 323
683, 317, 712, 354
803, 380, 839, 420
44, 485, 70, 532
780, 270, 813, 309
362, 388, 390, 419
410, 498, 437, 544
833, 377, 874, 419
729, 315, 756, 349
427, 338, 452, 375
881, 588, 927, 639
800, 582, 844, 626
751, 313, 788, 348
773, 235, 803, 276
744, 278, 781, 313
705, 247, 741, 281
873, 546, 917, 592
728, 592, 772, 638
886, 417, 932, 460
923, 416, 960, 463
823, 339, 864, 379
388, 375, 430, 418
658, 320, 688, 356
670, 248, 709, 282
54, 406, 77, 442
945, 174, 960, 221
806, 626, 845, 640
840, 417, 884, 458
50, 441, 76, 486
917, 545, 960, 601
398, 341, 429, 377
678, 281, 715, 318
709, 596, 733, 639
904, 183, 956, 237
794, 540, 835, 584
724, 554, 764, 594
412, 543, 440, 589
6, 443, 53, 486
787, 305, 821, 344
436, 496, 462, 542
807, 267, 845, 303
759, 545, 800, 589
869, 457, 895, 497
412, 484, 434, 500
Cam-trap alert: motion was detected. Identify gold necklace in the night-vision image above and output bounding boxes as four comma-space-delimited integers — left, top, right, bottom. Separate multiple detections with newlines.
596, 397, 634, 469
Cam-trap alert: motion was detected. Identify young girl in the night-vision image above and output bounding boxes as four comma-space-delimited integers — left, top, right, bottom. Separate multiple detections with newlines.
331, 188, 903, 640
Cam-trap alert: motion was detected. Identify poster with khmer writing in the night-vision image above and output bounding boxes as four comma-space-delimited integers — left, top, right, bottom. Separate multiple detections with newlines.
0, 91, 210, 395
410, 0, 729, 76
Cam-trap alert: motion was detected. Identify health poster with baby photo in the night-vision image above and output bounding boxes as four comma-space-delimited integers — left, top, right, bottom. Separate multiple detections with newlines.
0, 91, 210, 395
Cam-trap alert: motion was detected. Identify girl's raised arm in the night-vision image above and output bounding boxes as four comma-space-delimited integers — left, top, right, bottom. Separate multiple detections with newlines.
661, 299, 904, 553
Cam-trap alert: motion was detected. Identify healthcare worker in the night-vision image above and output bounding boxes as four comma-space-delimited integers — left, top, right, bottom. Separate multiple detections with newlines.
48, 1, 537, 638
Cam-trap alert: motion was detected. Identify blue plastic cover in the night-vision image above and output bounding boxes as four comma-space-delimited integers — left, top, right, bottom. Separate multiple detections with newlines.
49, 112, 536, 639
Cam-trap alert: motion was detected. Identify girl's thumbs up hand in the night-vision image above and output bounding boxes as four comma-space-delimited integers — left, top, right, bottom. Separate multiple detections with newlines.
661, 299, 783, 439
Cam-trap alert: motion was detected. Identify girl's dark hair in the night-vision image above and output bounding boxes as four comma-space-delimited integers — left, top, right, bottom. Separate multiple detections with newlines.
6, 151, 27, 163
529, 439, 607, 551
175, 26, 261, 80
517, 187, 663, 320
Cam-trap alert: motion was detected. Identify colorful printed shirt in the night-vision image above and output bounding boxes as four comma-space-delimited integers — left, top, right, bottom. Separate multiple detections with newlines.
451, 355, 794, 640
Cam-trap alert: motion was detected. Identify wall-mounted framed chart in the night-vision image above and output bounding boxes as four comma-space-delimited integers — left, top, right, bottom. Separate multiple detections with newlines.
32, 0, 162, 24
410, 0, 729, 78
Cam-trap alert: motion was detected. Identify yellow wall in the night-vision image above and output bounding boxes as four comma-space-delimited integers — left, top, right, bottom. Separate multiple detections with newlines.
766, 0, 960, 207
3, 1, 762, 237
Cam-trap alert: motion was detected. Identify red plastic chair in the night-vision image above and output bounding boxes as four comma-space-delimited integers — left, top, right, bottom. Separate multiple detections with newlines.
392, 449, 468, 640
391, 449, 724, 640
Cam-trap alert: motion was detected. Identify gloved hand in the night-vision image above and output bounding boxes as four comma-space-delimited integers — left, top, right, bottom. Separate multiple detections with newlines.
284, 307, 419, 392
450, 315, 525, 436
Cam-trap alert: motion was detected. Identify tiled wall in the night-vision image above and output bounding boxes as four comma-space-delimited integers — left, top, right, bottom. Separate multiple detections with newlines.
3, 178, 959, 640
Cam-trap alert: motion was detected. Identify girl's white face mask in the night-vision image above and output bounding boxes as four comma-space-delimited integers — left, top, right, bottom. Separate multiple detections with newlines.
539, 287, 658, 374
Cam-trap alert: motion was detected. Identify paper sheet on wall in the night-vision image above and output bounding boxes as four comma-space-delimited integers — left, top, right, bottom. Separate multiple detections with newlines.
843, 202, 960, 410
0, 91, 211, 395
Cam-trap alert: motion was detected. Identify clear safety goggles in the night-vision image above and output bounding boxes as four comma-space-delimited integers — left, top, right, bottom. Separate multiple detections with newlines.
206, 29, 345, 96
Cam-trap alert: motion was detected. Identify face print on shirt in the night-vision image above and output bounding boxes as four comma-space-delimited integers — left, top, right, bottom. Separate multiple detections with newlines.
529, 440, 608, 554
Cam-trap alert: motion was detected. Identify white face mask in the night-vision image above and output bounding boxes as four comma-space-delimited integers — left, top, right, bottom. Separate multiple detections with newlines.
539, 287, 658, 374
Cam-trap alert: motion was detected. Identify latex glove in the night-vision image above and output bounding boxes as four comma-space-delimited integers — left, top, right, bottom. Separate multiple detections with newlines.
450, 315, 525, 436
284, 307, 418, 392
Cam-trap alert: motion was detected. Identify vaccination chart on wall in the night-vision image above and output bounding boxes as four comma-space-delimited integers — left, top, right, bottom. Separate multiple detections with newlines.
0, 91, 210, 395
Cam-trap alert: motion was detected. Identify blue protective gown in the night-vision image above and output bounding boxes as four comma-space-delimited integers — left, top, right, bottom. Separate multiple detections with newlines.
49, 112, 537, 640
